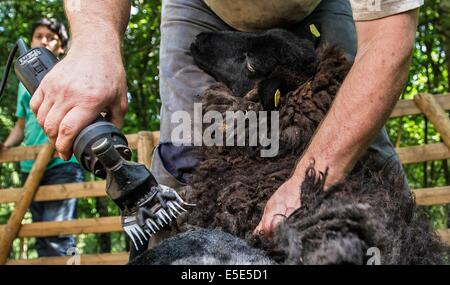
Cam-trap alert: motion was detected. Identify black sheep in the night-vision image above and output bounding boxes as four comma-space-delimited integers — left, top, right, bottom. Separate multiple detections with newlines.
131, 29, 449, 265
190, 29, 318, 111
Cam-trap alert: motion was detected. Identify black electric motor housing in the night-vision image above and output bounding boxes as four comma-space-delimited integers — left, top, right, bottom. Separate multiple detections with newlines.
73, 119, 132, 179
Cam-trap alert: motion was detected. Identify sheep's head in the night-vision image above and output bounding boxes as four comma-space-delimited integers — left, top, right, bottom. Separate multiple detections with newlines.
190, 29, 318, 110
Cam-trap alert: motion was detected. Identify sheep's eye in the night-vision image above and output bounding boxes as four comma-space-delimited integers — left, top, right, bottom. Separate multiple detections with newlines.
246, 61, 256, 73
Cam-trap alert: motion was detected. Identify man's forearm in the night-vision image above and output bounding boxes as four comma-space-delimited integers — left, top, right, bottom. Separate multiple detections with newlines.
64, 0, 131, 46
292, 10, 418, 185
3, 121, 25, 148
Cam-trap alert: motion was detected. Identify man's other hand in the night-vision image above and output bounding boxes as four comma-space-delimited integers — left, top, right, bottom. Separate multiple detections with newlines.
254, 175, 302, 238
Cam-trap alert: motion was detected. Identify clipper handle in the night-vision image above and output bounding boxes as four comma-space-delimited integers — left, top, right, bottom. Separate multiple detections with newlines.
14, 41, 58, 95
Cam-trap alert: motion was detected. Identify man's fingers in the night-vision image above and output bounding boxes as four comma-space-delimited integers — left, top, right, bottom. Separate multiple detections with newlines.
43, 103, 72, 144
284, 207, 297, 218
254, 214, 270, 237
55, 107, 98, 160
110, 110, 124, 128
29, 87, 45, 115
109, 94, 128, 128
253, 222, 263, 236
254, 212, 286, 238
35, 99, 55, 127
270, 214, 286, 232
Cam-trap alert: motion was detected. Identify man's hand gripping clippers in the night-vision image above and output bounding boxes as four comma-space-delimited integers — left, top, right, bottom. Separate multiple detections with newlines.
3, 39, 194, 250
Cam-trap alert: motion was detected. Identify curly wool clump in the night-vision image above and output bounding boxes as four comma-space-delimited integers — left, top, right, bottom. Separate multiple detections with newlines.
182, 45, 449, 265
185, 45, 351, 239
270, 163, 449, 265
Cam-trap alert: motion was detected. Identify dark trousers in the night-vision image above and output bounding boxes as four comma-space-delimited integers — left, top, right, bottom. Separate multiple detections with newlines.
21, 163, 84, 257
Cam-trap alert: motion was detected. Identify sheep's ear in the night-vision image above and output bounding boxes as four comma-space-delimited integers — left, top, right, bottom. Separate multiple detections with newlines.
257, 76, 283, 111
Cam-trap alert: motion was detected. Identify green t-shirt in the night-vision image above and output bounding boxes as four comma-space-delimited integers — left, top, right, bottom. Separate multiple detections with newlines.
15, 83, 78, 173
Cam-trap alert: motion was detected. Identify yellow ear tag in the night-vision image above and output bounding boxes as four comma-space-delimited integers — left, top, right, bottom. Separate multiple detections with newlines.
274, 89, 281, 108
310, 24, 321, 38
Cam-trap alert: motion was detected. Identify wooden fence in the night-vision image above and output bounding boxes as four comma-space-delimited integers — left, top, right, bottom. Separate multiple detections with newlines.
0, 94, 450, 264
0, 131, 158, 265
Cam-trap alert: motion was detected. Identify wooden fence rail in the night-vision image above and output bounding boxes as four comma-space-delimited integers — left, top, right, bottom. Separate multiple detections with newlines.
391, 93, 450, 118
1, 137, 450, 167
0, 134, 141, 164
1, 181, 450, 206
0, 217, 122, 238
0, 181, 106, 204
0, 144, 55, 264
6, 252, 130, 265
1, 94, 450, 265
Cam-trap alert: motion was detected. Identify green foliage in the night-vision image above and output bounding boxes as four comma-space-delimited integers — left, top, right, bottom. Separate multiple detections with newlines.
0, 0, 161, 257
123, 0, 162, 133
385, 0, 450, 228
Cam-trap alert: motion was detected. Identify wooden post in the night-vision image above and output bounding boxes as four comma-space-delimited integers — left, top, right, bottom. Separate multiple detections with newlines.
414, 93, 450, 149
0, 143, 54, 264
137, 131, 154, 170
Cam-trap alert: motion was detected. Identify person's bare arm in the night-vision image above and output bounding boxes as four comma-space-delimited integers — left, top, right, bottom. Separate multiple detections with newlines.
30, 0, 131, 160
0, 118, 25, 149
256, 9, 419, 237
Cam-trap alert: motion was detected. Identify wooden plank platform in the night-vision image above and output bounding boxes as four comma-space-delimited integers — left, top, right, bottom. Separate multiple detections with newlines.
0, 181, 106, 203
6, 252, 129, 265
0, 217, 122, 238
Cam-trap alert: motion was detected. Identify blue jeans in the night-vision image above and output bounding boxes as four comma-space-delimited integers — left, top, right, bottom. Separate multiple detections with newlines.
21, 163, 85, 257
